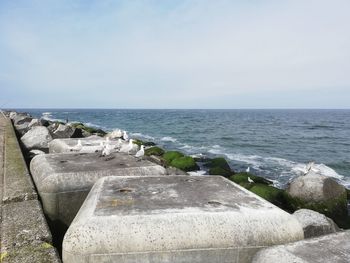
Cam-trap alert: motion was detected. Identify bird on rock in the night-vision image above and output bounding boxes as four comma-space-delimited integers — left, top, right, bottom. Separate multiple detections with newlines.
135, 145, 145, 160
120, 139, 133, 154
122, 131, 129, 141
71, 139, 83, 152
102, 143, 114, 156
303, 161, 315, 175
248, 176, 254, 184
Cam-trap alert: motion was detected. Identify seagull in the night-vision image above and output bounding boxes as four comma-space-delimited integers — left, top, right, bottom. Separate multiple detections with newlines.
135, 145, 145, 160
102, 143, 114, 156
120, 139, 133, 154
71, 139, 83, 152
303, 161, 315, 175
246, 166, 250, 173
248, 176, 254, 184
122, 131, 129, 141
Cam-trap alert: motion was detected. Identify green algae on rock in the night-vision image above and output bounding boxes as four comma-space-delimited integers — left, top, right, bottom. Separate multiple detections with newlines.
170, 156, 199, 172
145, 146, 165, 156
207, 157, 233, 177
163, 151, 184, 164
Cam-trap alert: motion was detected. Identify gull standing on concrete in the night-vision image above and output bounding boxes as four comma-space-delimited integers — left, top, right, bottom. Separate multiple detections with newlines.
71, 139, 83, 152
120, 139, 133, 154
135, 145, 145, 161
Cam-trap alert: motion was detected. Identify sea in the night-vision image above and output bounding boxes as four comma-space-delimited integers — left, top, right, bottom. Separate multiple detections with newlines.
20, 109, 350, 189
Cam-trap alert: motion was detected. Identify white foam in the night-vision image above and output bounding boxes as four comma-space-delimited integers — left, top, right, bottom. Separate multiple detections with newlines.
161, 136, 177, 142
130, 132, 155, 140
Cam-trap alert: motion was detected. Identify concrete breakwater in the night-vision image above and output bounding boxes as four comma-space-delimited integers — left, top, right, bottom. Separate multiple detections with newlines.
1, 110, 349, 262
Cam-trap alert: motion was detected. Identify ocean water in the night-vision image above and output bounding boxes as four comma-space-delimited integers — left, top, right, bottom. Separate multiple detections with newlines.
22, 109, 350, 188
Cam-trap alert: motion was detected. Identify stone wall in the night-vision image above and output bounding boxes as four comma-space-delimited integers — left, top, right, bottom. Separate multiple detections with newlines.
0, 114, 61, 262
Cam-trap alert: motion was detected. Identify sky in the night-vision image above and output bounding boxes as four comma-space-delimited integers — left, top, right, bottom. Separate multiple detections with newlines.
0, 0, 349, 109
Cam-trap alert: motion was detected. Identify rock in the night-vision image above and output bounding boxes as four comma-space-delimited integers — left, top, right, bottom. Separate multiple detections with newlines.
252, 230, 350, 263
9, 111, 17, 119
207, 157, 233, 177
12, 113, 32, 126
166, 166, 188, 175
145, 146, 165, 156
293, 209, 339, 238
163, 151, 184, 164
105, 129, 123, 139
21, 126, 53, 151
285, 172, 348, 228
28, 149, 46, 159
249, 184, 286, 207
229, 172, 273, 186
47, 122, 61, 134
69, 123, 106, 137
170, 156, 199, 172
39, 118, 51, 127
52, 124, 75, 138
28, 118, 40, 128
14, 122, 32, 136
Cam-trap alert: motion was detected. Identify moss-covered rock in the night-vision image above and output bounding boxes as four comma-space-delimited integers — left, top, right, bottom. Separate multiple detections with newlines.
145, 146, 165, 156
207, 157, 233, 177
163, 151, 184, 164
283, 191, 349, 229
70, 123, 106, 137
229, 172, 272, 185
249, 184, 285, 207
170, 156, 199, 172
133, 139, 156, 147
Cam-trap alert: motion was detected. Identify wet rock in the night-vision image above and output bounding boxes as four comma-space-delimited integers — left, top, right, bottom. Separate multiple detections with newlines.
293, 209, 339, 238
170, 156, 199, 172
145, 146, 165, 156
207, 157, 234, 177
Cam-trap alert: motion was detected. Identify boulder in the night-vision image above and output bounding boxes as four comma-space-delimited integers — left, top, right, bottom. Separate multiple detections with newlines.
52, 124, 75, 139
293, 209, 339, 238
163, 151, 184, 164
12, 113, 32, 126
28, 118, 40, 128
21, 126, 53, 151
39, 118, 51, 127
28, 149, 46, 159
145, 146, 165, 156
105, 129, 123, 139
285, 172, 348, 228
9, 111, 17, 119
14, 122, 32, 136
207, 157, 233, 177
170, 156, 199, 172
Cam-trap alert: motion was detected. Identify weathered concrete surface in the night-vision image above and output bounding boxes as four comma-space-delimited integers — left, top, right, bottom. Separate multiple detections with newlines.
1, 200, 60, 263
293, 209, 339, 238
3, 118, 37, 203
63, 176, 304, 263
30, 152, 167, 225
252, 230, 350, 263
0, 113, 61, 262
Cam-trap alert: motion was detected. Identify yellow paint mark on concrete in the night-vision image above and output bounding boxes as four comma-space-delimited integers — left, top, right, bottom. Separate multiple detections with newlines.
0, 251, 8, 262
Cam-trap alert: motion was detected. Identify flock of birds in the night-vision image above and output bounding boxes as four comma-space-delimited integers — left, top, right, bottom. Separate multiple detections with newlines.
70, 130, 145, 160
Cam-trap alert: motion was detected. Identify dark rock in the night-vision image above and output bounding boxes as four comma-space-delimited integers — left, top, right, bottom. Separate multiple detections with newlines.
163, 151, 184, 164
52, 124, 75, 139
145, 146, 165, 156
207, 157, 234, 177
293, 209, 339, 238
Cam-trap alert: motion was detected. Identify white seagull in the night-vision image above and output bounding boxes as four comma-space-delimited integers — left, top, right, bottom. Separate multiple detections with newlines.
71, 139, 83, 152
248, 176, 254, 184
102, 143, 114, 156
135, 145, 145, 160
120, 139, 133, 154
246, 166, 250, 173
304, 161, 315, 175
123, 131, 129, 141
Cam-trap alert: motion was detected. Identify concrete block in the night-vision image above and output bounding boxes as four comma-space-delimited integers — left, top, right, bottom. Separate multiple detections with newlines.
63, 176, 304, 263
30, 152, 167, 226
0, 199, 60, 263
252, 230, 350, 263
3, 119, 37, 203
49, 137, 118, 153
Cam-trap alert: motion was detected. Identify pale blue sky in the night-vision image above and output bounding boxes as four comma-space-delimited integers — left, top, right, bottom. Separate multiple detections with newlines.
0, 0, 349, 109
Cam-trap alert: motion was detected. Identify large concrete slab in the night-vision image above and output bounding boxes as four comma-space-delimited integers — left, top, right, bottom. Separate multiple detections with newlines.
252, 230, 350, 263
63, 176, 304, 263
49, 137, 119, 153
30, 152, 167, 226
